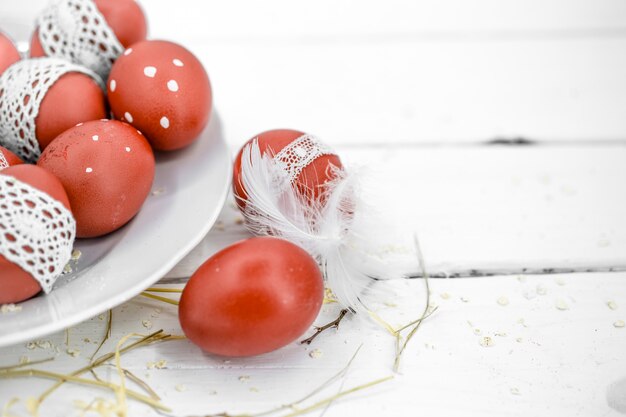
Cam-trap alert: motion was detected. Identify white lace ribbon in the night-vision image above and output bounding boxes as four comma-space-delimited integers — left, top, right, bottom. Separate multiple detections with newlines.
273, 134, 336, 184
37, 0, 124, 80
0, 152, 8, 170
0, 175, 76, 293
0, 57, 103, 163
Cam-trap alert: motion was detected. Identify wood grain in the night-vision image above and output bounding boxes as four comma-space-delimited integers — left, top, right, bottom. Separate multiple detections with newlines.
1, 1, 625, 416
1, 274, 624, 416
166, 144, 626, 279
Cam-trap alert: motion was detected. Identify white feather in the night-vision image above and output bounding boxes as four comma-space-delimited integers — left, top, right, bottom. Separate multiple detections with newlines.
237, 140, 414, 314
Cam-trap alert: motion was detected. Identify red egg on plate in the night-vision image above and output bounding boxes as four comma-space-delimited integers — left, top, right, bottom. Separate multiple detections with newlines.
108, 40, 212, 151
37, 120, 155, 238
233, 129, 343, 209
93, 0, 148, 48
179, 237, 324, 357
0, 165, 74, 304
0, 32, 20, 76
0, 146, 24, 169
30, 0, 147, 56
0, 58, 108, 161
36, 71, 108, 150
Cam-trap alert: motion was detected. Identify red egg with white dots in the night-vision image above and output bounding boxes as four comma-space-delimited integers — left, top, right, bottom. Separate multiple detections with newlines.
0, 32, 20, 76
107, 40, 212, 151
37, 120, 155, 238
233, 129, 343, 210
0, 165, 73, 304
30, 0, 148, 57
0, 146, 24, 169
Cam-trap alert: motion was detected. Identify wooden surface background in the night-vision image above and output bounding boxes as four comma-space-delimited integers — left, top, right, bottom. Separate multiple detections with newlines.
1, 1, 625, 416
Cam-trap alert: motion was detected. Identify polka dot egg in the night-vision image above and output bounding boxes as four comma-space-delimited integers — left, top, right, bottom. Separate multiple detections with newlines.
107, 40, 212, 151
37, 120, 155, 238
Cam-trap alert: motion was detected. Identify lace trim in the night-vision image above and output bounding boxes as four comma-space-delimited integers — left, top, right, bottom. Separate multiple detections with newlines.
273, 134, 335, 184
0, 152, 8, 170
37, 0, 124, 80
0, 175, 76, 293
0, 57, 102, 163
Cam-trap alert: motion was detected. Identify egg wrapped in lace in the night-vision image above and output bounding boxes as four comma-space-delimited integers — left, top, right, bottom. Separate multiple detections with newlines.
30, 0, 147, 80
0, 57, 107, 162
0, 165, 76, 304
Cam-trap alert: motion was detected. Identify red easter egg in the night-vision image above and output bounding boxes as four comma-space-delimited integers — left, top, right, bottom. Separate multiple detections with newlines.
0, 146, 24, 168
30, 0, 147, 57
0, 32, 20, 76
107, 40, 212, 151
0, 165, 72, 304
28, 30, 45, 58
94, 0, 147, 48
37, 120, 155, 238
233, 129, 343, 209
179, 237, 324, 357
36, 72, 108, 150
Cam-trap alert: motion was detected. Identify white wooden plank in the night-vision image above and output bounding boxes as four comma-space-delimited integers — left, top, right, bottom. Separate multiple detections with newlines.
1, 273, 624, 416
2, 4, 626, 144
162, 0, 626, 37
166, 144, 626, 279
143, 0, 626, 42
197, 39, 626, 146
3, 0, 626, 43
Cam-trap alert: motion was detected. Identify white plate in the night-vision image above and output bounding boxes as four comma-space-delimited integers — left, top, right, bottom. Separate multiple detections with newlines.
0, 112, 231, 347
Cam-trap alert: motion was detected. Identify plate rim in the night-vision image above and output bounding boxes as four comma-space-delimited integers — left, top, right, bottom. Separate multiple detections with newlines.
0, 133, 232, 347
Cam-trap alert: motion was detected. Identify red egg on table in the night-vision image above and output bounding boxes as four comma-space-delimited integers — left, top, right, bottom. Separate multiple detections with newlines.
0, 58, 107, 161
233, 129, 343, 209
0, 32, 20, 76
0, 165, 75, 304
179, 237, 325, 357
37, 120, 155, 238
0, 146, 24, 170
107, 40, 212, 151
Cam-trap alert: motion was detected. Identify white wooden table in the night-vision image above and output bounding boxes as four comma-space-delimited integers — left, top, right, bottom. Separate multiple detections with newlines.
1, 1, 626, 416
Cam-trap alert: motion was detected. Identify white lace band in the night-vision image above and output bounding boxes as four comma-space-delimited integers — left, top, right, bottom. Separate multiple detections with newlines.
273, 134, 336, 184
0, 57, 103, 163
0, 152, 8, 170
37, 0, 124, 80
0, 175, 76, 293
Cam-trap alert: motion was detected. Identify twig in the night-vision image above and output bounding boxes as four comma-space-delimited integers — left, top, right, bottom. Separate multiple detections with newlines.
0, 357, 55, 372
140, 292, 180, 306
274, 376, 393, 417
38, 330, 166, 404
300, 309, 349, 345
368, 310, 397, 336
90, 309, 112, 362
261, 344, 363, 416
113, 333, 140, 414
394, 306, 438, 333
0, 369, 170, 412
145, 287, 183, 293
393, 235, 432, 372
195, 355, 391, 417
123, 368, 161, 400
90, 368, 103, 383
